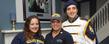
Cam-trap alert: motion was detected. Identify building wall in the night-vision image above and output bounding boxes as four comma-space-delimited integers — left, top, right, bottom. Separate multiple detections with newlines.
0, 0, 15, 30
80, 1, 90, 19
96, 0, 107, 10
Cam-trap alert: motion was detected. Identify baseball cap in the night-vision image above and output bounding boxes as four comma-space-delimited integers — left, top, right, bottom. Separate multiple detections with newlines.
51, 13, 62, 22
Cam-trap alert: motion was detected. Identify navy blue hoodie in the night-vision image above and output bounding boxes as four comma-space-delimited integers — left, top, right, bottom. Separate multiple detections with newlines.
11, 32, 44, 44
44, 29, 74, 44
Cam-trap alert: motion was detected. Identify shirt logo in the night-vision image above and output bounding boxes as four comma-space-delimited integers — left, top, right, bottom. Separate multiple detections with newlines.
56, 39, 63, 44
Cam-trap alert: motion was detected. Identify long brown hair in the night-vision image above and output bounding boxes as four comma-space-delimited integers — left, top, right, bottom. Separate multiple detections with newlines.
24, 15, 41, 41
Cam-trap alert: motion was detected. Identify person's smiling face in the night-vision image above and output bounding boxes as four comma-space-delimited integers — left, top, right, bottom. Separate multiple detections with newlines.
29, 18, 39, 33
51, 20, 62, 31
66, 5, 78, 19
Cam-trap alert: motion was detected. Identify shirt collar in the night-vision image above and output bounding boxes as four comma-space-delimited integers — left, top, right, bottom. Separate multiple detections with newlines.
68, 15, 78, 23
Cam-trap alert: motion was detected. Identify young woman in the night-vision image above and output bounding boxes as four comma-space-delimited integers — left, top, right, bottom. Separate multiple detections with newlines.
11, 15, 44, 44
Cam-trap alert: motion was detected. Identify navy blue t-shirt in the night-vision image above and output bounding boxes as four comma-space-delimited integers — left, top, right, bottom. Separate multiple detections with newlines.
11, 32, 44, 44
44, 29, 74, 44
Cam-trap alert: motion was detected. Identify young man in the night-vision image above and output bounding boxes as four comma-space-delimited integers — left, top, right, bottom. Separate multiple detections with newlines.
62, 0, 97, 44
45, 13, 74, 44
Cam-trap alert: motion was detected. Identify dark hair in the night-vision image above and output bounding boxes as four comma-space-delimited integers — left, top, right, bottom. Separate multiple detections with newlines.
24, 15, 41, 41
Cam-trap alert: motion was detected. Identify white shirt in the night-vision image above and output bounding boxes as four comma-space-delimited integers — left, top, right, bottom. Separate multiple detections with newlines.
62, 17, 96, 44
